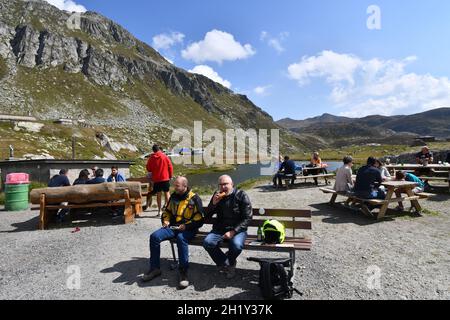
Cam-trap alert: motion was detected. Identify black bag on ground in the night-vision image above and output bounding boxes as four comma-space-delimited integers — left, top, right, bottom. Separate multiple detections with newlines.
248, 257, 301, 300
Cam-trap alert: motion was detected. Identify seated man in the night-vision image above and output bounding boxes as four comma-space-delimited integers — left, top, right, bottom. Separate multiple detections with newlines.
203, 175, 252, 279
415, 146, 434, 180
354, 157, 386, 200
142, 177, 204, 289
394, 171, 425, 212
334, 156, 354, 193
107, 166, 126, 182
48, 169, 71, 221
416, 146, 434, 165
48, 169, 71, 187
273, 156, 296, 188
86, 169, 106, 184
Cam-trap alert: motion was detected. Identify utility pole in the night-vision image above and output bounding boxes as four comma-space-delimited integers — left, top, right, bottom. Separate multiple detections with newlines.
71, 136, 76, 160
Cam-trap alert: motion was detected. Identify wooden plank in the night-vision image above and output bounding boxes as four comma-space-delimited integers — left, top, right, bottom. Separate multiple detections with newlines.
252, 208, 312, 218
123, 189, 134, 224
319, 187, 337, 194
204, 218, 312, 230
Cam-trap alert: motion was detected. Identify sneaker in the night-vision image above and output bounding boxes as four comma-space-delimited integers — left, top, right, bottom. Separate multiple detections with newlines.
178, 270, 189, 289
394, 206, 404, 212
142, 269, 162, 282
226, 264, 236, 279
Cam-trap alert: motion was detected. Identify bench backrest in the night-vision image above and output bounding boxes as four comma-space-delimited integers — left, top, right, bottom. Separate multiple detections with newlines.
204, 208, 312, 238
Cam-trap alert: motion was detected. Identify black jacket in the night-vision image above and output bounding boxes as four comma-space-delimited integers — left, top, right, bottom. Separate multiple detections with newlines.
205, 189, 252, 233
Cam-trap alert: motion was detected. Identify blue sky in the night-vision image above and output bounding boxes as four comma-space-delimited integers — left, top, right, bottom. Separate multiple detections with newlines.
47, 0, 450, 120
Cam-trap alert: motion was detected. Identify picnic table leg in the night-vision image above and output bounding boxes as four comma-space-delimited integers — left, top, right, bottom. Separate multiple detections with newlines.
378, 188, 395, 220
123, 190, 135, 224
330, 193, 338, 205
405, 188, 422, 213
289, 250, 296, 278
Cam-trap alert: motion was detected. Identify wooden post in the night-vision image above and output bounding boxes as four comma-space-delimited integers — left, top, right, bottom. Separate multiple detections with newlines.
123, 189, 134, 224
378, 187, 395, 220
39, 194, 46, 230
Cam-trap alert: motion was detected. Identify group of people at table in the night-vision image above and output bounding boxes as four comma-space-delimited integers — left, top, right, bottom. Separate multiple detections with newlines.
273, 152, 328, 188
333, 146, 448, 212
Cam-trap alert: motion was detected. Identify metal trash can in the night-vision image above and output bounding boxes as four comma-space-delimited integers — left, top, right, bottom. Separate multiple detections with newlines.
5, 173, 30, 211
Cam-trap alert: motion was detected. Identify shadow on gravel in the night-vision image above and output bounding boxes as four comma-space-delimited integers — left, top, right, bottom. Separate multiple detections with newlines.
424, 191, 450, 202
0, 215, 40, 233
310, 203, 421, 225
0, 209, 126, 233
101, 257, 261, 299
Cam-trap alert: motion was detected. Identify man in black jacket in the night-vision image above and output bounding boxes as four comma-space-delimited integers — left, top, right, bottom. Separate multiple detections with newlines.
203, 175, 252, 279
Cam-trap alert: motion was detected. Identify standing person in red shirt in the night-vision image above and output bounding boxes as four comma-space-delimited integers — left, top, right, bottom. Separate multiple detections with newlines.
146, 145, 174, 217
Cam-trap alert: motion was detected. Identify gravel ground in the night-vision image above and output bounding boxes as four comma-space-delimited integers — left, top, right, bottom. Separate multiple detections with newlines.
0, 182, 449, 300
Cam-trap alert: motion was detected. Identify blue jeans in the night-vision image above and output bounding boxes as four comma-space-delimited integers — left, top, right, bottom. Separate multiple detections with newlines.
203, 231, 247, 267
149, 228, 197, 271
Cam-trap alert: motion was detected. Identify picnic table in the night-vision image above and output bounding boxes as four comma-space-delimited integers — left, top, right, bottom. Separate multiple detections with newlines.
320, 180, 434, 220
386, 164, 450, 191
378, 181, 423, 219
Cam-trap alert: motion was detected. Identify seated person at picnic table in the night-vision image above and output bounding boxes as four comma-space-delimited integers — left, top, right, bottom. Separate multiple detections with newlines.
48, 169, 71, 221
354, 157, 386, 200
203, 175, 252, 279
48, 169, 71, 187
273, 156, 297, 188
107, 166, 126, 182
416, 146, 434, 165
73, 169, 90, 185
86, 169, 106, 184
334, 156, 354, 193
375, 159, 392, 181
142, 177, 204, 289
308, 152, 328, 171
394, 171, 425, 211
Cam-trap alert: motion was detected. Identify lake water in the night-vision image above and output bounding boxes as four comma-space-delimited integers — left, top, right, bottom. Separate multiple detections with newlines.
187, 161, 342, 187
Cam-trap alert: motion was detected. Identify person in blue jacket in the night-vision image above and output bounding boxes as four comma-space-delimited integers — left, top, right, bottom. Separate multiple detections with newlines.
107, 166, 126, 182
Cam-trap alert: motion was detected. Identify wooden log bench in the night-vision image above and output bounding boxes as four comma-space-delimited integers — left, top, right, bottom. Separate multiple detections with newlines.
168, 208, 312, 277
282, 173, 335, 189
319, 187, 435, 220
30, 182, 143, 230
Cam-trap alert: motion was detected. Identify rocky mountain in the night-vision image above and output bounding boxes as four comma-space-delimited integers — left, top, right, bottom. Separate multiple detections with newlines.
0, 0, 317, 161
277, 108, 450, 146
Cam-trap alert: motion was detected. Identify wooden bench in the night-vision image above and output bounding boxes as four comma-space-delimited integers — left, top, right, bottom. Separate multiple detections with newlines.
30, 183, 143, 230
128, 178, 153, 211
282, 173, 335, 189
319, 187, 435, 219
168, 208, 312, 277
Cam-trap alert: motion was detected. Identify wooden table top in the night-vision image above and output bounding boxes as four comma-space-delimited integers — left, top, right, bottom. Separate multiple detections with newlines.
386, 164, 450, 169
382, 181, 418, 188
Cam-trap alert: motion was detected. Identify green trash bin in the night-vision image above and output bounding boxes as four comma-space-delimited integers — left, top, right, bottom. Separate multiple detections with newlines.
5, 184, 30, 211
5, 173, 30, 212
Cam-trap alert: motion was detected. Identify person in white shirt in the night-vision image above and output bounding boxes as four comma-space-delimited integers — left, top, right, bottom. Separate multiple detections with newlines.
375, 159, 392, 181
334, 156, 354, 193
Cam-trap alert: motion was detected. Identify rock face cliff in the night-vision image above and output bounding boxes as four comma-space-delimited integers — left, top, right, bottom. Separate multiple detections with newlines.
1, 0, 310, 159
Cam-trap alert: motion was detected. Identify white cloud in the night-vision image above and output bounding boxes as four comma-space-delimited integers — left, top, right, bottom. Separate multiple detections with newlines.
260, 31, 289, 54
287, 50, 450, 117
189, 65, 231, 88
43, 0, 86, 12
152, 32, 185, 51
182, 29, 255, 64
254, 85, 272, 96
